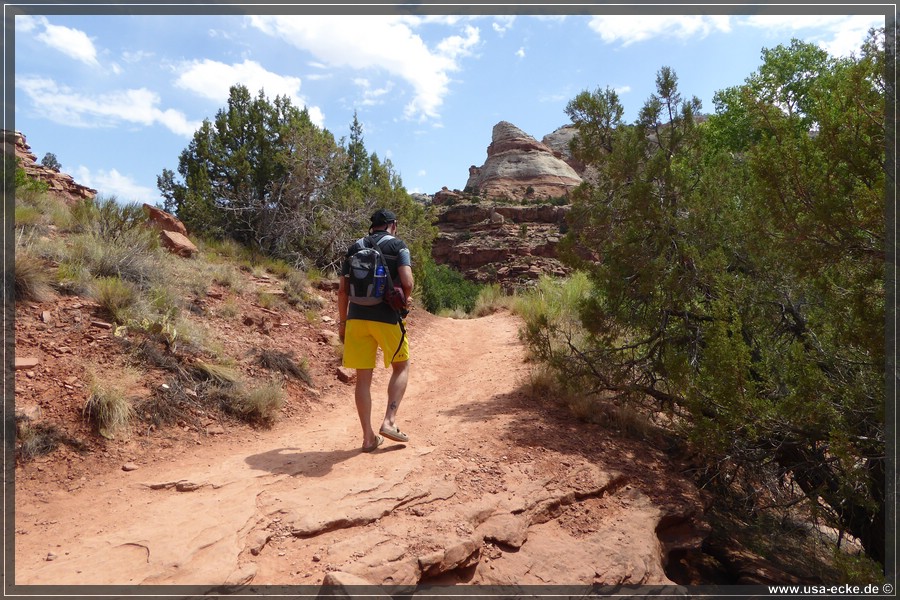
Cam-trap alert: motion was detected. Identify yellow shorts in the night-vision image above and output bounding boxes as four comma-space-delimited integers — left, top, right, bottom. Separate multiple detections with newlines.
342, 319, 409, 369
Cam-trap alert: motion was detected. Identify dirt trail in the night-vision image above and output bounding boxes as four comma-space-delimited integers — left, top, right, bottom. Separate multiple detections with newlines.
14, 309, 706, 587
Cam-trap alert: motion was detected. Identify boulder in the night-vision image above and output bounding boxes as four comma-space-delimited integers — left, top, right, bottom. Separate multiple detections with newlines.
143, 204, 188, 236
159, 230, 198, 258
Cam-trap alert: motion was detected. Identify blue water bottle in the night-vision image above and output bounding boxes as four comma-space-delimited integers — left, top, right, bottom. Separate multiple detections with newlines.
373, 265, 386, 298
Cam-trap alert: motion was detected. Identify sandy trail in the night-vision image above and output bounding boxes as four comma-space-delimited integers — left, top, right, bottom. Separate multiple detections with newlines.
14, 309, 705, 588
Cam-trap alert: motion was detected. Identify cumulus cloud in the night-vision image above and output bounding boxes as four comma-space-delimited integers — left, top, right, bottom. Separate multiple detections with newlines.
173, 58, 324, 127
17, 76, 201, 137
516, 47, 526, 58
21, 16, 102, 67
739, 14, 884, 57
588, 15, 731, 46
75, 166, 159, 204
247, 15, 481, 122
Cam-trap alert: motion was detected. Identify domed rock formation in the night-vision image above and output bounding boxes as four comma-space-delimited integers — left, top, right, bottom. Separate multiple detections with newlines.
464, 121, 582, 202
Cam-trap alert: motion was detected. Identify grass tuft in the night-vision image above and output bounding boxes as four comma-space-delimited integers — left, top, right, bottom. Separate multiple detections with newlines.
83, 380, 136, 439
215, 379, 285, 427
15, 251, 55, 302
255, 349, 313, 385
93, 276, 138, 322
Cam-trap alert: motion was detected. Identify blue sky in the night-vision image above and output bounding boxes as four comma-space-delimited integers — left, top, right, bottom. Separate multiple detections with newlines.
12, 7, 887, 205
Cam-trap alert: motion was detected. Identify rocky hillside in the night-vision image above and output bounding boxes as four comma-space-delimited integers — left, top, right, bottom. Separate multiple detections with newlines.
8, 131, 97, 204
431, 203, 571, 290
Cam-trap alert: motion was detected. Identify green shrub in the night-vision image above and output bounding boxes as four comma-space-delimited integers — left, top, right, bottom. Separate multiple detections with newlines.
54, 261, 94, 296
420, 260, 482, 314
71, 196, 149, 243
15, 204, 43, 228
69, 231, 158, 285
15, 167, 50, 195
93, 276, 138, 321
472, 283, 515, 317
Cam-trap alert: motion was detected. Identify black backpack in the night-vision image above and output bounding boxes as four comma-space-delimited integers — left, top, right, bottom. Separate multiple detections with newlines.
347, 234, 394, 306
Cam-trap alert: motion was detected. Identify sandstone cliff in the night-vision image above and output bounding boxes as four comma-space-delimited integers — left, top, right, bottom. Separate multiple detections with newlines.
7, 131, 97, 204
462, 121, 582, 203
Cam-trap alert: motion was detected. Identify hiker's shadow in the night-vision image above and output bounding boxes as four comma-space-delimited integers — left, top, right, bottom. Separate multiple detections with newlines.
245, 447, 361, 478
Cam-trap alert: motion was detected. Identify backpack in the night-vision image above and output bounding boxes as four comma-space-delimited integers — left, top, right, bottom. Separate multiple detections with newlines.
347, 234, 395, 306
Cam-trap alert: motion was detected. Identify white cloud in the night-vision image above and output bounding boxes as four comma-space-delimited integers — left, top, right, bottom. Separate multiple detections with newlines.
122, 50, 154, 64
615, 85, 632, 95
588, 15, 731, 46
17, 76, 201, 137
16, 15, 39, 33
354, 78, 395, 107
247, 15, 481, 122
516, 47, 526, 58
173, 58, 324, 127
75, 166, 159, 204
739, 14, 884, 57
493, 16, 516, 35
33, 17, 101, 67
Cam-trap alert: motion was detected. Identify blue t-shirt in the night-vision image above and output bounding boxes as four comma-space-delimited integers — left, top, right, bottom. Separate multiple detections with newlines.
342, 231, 411, 324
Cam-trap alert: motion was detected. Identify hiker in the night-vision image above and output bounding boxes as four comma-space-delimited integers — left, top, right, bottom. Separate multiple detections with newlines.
338, 208, 414, 452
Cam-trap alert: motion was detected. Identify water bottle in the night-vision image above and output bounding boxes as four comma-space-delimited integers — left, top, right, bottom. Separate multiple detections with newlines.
373, 264, 386, 298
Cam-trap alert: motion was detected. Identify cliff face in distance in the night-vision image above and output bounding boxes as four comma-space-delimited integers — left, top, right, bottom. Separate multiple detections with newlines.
429, 120, 586, 291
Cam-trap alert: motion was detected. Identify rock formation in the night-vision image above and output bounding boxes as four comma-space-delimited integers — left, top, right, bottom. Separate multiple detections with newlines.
463, 121, 583, 202
541, 124, 584, 173
7, 130, 97, 204
431, 202, 571, 290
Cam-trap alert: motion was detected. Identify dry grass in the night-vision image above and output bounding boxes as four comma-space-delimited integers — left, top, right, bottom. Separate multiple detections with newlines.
216, 379, 285, 427
93, 276, 138, 322
14, 250, 55, 302
15, 418, 88, 462
255, 349, 313, 385
192, 359, 240, 385
83, 380, 136, 439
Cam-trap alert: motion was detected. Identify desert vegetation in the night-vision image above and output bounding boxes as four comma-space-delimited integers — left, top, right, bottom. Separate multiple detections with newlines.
515, 31, 887, 577
13, 187, 323, 456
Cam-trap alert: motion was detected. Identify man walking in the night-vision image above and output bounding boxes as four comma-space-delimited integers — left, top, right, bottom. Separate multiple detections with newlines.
338, 209, 414, 452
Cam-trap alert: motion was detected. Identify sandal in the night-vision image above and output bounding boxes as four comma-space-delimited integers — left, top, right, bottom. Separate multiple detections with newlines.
361, 435, 384, 453
379, 424, 409, 443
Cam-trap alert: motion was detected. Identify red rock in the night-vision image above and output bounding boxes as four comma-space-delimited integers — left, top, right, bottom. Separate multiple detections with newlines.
142, 203, 188, 236
15, 357, 40, 370
159, 230, 198, 258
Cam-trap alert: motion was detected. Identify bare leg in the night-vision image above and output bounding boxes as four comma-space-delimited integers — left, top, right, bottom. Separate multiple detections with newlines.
382, 359, 409, 430
354, 369, 377, 447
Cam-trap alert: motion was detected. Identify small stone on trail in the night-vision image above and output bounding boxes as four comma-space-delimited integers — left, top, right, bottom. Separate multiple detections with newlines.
122, 463, 139, 472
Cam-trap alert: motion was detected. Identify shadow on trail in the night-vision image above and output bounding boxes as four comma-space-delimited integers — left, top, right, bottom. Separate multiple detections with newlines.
440, 383, 697, 511
245, 443, 404, 478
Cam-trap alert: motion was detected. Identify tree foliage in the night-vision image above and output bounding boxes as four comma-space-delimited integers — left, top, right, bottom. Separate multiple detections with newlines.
543, 31, 886, 565
158, 85, 434, 274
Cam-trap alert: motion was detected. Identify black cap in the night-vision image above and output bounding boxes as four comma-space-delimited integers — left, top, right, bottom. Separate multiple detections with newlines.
370, 208, 397, 226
